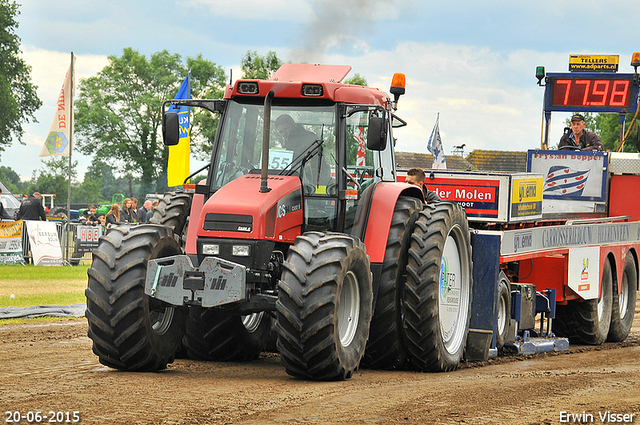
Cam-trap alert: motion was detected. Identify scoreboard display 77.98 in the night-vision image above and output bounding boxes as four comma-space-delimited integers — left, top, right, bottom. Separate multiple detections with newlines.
545, 72, 639, 113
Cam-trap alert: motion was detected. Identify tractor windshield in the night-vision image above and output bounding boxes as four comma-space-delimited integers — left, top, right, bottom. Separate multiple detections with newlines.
212, 101, 336, 192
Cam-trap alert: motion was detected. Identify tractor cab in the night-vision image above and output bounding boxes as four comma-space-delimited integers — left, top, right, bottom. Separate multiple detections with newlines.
163, 64, 404, 236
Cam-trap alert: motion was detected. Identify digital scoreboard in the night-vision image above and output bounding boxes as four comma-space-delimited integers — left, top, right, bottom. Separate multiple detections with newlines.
544, 73, 639, 113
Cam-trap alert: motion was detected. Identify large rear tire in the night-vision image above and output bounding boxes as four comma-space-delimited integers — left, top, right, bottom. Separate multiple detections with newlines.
183, 308, 271, 361
404, 202, 473, 372
276, 232, 373, 380
149, 190, 192, 240
85, 225, 186, 371
555, 258, 613, 345
362, 196, 422, 370
608, 255, 637, 342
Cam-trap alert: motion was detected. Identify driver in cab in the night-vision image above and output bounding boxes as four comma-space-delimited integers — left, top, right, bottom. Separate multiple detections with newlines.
275, 114, 332, 188
558, 113, 604, 151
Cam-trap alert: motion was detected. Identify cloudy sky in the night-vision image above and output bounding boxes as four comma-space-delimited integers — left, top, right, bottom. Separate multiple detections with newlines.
4, 0, 640, 181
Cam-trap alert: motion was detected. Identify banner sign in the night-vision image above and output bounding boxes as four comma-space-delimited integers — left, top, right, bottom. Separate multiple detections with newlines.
569, 54, 619, 72
0, 221, 24, 265
40, 56, 75, 157
568, 246, 600, 300
425, 177, 502, 219
76, 225, 102, 252
25, 221, 63, 266
502, 221, 640, 257
510, 176, 543, 219
527, 150, 607, 201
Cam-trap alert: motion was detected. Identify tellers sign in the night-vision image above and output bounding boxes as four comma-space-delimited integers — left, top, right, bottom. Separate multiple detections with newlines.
545, 73, 638, 113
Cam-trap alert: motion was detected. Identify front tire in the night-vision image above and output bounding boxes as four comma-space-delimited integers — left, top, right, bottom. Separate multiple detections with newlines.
85, 224, 186, 371
276, 232, 373, 380
183, 308, 271, 361
362, 196, 422, 369
404, 202, 473, 372
608, 254, 637, 342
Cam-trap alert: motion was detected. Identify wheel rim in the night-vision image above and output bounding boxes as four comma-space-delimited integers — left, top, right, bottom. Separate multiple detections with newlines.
619, 273, 630, 320
242, 312, 264, 333
438, 227, 470, 355
597, 264, 611, 322
497, 292, 507, 336
150, 306, 175, 336
338, 270, 360, 347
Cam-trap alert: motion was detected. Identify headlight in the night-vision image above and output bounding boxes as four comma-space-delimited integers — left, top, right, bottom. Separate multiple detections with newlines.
202, 244, 220, 255
232, 245, 250, 256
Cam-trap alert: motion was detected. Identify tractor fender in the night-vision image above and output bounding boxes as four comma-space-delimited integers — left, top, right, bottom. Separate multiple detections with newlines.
185, 183, 206, 255
353, 182, 423, 264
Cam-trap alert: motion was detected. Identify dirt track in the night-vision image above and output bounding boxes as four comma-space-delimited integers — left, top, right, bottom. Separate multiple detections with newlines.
1, 298, 639, 425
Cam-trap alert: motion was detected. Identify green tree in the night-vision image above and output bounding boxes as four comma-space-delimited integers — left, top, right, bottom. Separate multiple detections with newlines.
0, 165, 21, 192
0, 0, 42, 154
594, 113, 639, 152
344, 73, 368, 86
241, 50, 282, 80
28, 157, 78, 205
74, 48, 226, 190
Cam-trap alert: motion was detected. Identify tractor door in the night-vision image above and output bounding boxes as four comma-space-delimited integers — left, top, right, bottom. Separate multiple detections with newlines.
339, 106, 396, 234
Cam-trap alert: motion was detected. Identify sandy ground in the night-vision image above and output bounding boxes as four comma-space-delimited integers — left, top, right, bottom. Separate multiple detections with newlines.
1, 295, 639, 425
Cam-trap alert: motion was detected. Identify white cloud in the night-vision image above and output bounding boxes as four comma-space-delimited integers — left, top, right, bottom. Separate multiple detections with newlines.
183, 0, 315, 22
4, 47, 110, 180
314, 42, 566, 155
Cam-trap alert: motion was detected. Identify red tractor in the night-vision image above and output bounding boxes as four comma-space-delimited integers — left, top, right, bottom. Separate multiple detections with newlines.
85, 64, 473, 380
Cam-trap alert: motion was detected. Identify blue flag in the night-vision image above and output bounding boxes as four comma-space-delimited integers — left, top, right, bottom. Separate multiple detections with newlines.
167, 75, 191, 187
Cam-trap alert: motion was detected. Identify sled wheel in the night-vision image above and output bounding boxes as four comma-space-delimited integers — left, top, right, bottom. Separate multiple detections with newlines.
496, 272, 511, 349
404, 202, 473, 372
608, 254, 637, 342
85, 224, 186, 371
276, 232, 373, 381
555, 258, 613, 345
362, 196, 422, 370
183, 307, 271, 361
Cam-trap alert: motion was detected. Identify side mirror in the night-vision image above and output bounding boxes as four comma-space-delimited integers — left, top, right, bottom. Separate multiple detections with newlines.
367, 116, 387, 151
162, 112, 180, 146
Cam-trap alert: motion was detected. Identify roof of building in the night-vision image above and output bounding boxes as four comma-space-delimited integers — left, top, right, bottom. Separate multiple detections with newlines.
465, 149, 528, 172
395, 151, 474, 171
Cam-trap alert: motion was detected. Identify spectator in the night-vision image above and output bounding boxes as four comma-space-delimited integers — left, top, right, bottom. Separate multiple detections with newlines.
121, 198, 138, 223
79, 210, 90, 225
405, 168, 441, 203
105, 204, 122, 227
138, 200, 152, 223
97, 214, 107, 231
17, 192, 47, 221
0, 187, 5, 220
131, 198, 140, 223
146, 200, 158, 222
87, 204, 100, 225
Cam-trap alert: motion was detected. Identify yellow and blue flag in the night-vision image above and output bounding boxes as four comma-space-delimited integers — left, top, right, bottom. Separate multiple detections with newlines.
167, 74, 191, 187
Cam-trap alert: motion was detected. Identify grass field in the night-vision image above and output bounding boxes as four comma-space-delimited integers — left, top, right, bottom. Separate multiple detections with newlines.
0, 264, 89, 308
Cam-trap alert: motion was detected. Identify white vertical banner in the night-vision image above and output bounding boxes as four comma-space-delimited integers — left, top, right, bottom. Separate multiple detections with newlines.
25, 221, 63, 266
40, 56, 76, 157
427, 113, 447, 170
